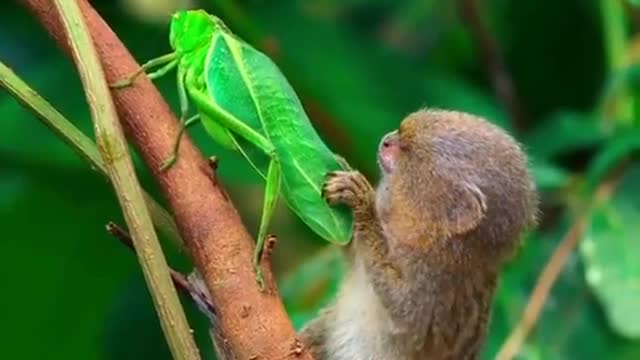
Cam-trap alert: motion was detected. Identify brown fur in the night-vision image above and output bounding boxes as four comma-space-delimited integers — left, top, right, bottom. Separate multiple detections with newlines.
299, 109, 539, 360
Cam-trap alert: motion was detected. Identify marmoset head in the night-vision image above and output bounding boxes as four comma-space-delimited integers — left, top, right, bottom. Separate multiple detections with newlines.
376, 109, 538, 263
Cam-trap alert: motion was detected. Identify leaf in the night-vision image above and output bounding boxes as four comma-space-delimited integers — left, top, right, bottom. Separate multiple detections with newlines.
585, 129, 640, 189
530, 159, 571, 191
580, 164, 640, 338
524, 111, 606, 160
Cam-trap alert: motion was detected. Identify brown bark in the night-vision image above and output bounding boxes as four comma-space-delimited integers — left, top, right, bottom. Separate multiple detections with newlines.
20, 0, 312, 358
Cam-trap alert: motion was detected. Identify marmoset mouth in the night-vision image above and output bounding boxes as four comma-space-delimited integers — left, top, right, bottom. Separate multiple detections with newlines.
378, 153, 392, 173
378, 131, 398, 173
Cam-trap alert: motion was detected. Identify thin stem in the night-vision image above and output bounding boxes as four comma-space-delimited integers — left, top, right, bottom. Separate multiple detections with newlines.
600, 0, 634, 126
52, 1, 200, 359
458, 0, 526, 132
602, 0, 629, 71
0, 60, 182, 248
105, 222, 217, 322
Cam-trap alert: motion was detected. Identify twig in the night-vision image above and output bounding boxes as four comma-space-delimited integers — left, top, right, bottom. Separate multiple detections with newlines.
20, 0, 313, 358
0, 60, 182, 248
600, 0, 634, 127
105, 222, 217, 322
458, 0, 527, 132
52, 1, 200, 358
495, 162, 627, 360
601, 0, 630, 74
106, 222, 232, 360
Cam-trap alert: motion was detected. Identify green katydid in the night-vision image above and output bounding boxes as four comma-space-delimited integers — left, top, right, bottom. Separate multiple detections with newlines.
113, 9, 353, 290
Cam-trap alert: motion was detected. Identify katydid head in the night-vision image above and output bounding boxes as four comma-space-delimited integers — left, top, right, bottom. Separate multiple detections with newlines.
169, 10, 216, 54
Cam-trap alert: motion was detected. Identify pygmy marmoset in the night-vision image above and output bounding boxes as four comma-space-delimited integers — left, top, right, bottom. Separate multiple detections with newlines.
299, 109, 539, 360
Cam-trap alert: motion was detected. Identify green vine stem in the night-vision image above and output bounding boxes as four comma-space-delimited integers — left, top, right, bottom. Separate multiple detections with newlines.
0, 60, 183, 248
600, 0, 635, 127
52, 1, 200, 359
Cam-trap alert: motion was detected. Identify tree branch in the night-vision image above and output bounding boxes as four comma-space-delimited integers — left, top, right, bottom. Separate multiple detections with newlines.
20, 0, 313, 358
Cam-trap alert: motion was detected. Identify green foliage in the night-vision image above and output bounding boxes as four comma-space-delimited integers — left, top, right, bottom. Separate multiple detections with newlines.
280, 247, 346, 330
524, 111, 606, 160
581, 165, 640, 339
3, 0, 640, 359
586, 129, 640, 188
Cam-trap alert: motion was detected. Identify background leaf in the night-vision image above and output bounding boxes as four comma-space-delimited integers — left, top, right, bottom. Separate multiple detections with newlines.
580, 165, 640, 339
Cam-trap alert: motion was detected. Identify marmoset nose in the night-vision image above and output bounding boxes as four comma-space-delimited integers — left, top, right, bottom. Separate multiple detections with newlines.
379, 131, 398, 150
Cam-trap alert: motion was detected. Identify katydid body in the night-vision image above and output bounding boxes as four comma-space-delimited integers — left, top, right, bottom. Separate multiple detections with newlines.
114, 10, 353, 290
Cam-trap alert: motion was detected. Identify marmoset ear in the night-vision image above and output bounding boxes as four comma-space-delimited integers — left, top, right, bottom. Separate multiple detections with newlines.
431, 179, 487, 237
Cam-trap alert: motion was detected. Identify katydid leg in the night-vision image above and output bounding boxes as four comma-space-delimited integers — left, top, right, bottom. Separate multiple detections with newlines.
111, 52, 177, 88
187, 81, 282, 289
186, 84, 275, 154
253, 157, 282, 291
177, 67, 190, 122
160, 114, 201, 171
160, 68, 193, 171
146, 60, 179, 81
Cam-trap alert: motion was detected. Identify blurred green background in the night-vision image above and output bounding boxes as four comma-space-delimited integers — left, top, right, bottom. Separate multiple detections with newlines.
2, 0, 640, 359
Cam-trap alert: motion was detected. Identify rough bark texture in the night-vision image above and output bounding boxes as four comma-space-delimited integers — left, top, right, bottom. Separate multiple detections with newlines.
20, 0, 313, 358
